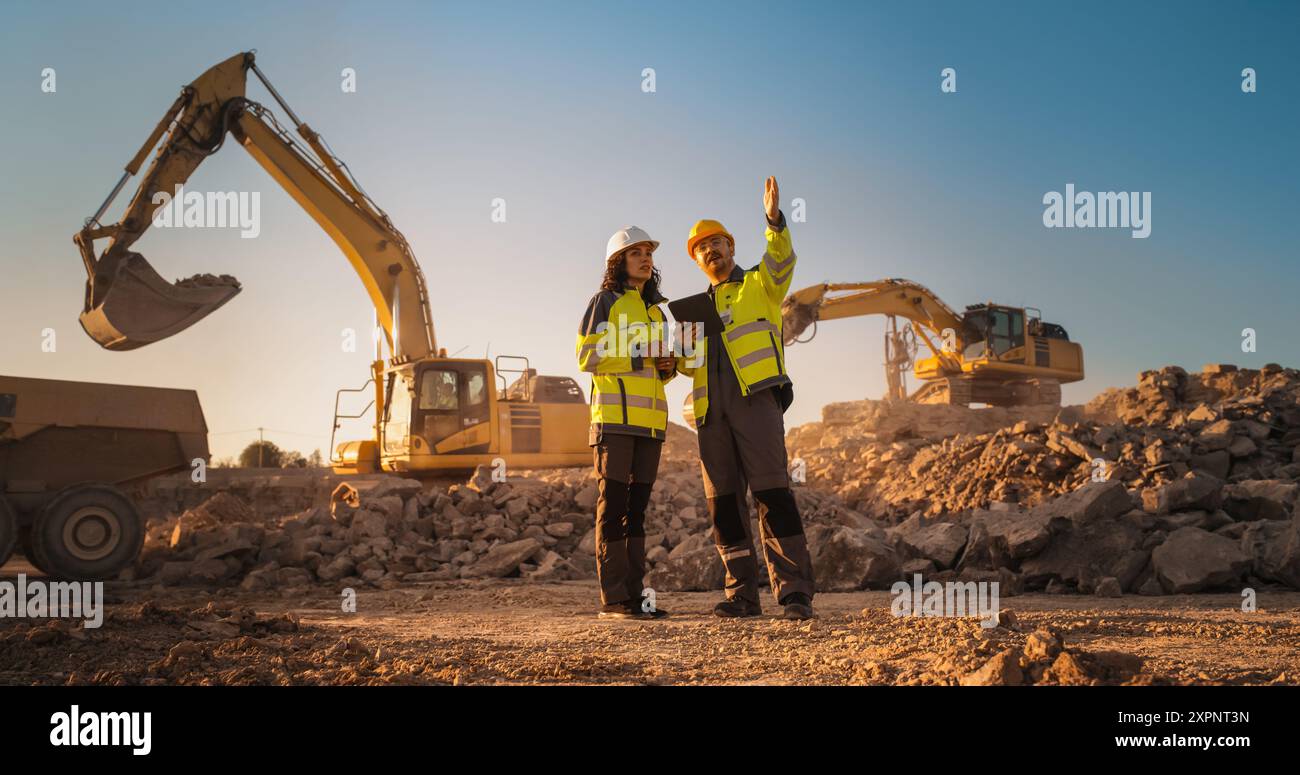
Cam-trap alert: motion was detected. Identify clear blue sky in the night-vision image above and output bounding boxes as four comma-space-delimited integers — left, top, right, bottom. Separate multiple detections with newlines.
1, 0, 1296, 460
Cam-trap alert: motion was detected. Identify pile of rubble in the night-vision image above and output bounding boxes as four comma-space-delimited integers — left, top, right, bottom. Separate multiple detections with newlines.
953, 621, 1147, 686
133, 427, 869, 594
130, 363, 1300, 598
137, 475, 596, 591
135, 467, 379, 523
788, 363, 1300, 520
783, 363, 1300, 595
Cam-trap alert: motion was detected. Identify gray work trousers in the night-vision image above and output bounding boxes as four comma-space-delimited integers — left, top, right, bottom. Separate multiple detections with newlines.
696, 368, 815, 605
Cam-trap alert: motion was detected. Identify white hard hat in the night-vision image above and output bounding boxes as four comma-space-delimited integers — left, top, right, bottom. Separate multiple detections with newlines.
605, 226, 660, 264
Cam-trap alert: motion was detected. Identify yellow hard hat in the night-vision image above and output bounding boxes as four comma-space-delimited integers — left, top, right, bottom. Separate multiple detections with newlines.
686, 219, 733, 259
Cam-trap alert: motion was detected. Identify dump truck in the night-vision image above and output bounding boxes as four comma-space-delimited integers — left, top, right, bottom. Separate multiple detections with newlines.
0, 375, 208, 579
781, 279, 1084, 406
73, 51, 589, 476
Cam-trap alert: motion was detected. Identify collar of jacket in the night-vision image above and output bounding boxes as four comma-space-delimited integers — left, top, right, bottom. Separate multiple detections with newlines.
707, 264, 746, 294
621, 284, 667, 305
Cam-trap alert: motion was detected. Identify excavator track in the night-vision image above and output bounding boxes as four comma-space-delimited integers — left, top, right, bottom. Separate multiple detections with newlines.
911, 376, 1061, 408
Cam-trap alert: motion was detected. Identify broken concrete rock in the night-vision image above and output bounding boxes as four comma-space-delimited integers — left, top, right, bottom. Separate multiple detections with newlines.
1023, 629, 1063, 661
968, 507, 1062, 563
808, 525, 901, 592
1197, 419, 1236, 452
316, 555, 356, 582
574, 484, 599, 511
1239, 518, 1300, 586
1094, 576, 1123, 597
1152, 526, 1252, 593
959, 648, 1023, 686
1020, 517, 1147, 592
462, 538, 543, 579
1042, 480, 1134, 525
1222, 480, 1297, 521
644, 545, 725, 592
889, 518, 968, 570
1141, 471, 1224, 515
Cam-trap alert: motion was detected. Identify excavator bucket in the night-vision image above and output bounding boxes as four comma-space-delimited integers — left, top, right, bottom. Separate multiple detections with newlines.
79, 253, 240, 351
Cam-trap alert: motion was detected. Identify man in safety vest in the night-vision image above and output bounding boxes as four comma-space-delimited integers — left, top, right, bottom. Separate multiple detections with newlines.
678, 176, 817, 620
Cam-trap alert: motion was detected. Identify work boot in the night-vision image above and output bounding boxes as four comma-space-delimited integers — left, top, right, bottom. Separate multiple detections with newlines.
712, 597, 763, 618
598, 601, 643, 619
631, 578, 670, 619
780, 592, 817, 621
639, 600, 670, 619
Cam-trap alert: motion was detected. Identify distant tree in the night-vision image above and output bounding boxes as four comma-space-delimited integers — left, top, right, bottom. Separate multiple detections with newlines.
307, 449, 324, 468
212, 456, 236, 469
238, 440, 284, 468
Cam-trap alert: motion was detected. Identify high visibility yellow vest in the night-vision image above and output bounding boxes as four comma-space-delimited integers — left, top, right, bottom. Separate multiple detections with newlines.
679, 221, 796, 428
575, 286, 674, 442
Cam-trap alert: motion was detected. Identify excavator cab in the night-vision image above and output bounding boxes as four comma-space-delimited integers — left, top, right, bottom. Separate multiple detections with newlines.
374, 360, 494, 459
987, 306, 1026, 357
961, 304, 1025, 359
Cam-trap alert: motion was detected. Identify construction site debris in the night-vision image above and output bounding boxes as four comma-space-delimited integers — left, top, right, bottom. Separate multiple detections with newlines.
123, 364, 1299, 598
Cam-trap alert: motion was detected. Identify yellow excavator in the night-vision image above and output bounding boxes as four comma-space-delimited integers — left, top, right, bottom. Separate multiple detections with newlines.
780, 279, 1084, 406
74, 52, 589, 475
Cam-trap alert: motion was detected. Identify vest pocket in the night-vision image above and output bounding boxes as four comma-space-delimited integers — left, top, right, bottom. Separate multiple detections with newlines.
616, 378, 628, 424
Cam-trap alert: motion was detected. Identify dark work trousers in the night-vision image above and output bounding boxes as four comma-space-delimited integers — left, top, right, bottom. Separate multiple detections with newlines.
592, 433, 662, 606
697, 335, 815, 605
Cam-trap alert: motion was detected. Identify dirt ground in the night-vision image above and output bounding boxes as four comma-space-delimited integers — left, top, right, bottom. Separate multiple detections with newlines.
2, 557, 1299, 686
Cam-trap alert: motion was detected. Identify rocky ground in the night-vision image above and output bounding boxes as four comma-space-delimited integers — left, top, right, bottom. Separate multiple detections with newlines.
3, 362, 1299, 685
2, 565, 1298, 685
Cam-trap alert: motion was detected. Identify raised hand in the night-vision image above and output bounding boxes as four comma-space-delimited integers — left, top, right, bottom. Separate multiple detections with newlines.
764, 176, 780, 222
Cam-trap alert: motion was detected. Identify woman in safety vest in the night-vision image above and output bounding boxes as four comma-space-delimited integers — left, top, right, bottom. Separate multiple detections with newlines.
575, 226, 677, 618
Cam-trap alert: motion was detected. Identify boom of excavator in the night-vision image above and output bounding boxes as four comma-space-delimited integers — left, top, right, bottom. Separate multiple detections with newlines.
74, 52, 589, 475
781, 279, 1084, 407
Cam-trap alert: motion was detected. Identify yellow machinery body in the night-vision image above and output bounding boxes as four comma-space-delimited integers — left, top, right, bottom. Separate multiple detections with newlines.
782, 279, 1084, 407
73, 52, 590, 476
332, 358, 590, 475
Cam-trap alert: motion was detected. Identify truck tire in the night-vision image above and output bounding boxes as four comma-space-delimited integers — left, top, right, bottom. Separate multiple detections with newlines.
31, 484, 144, 581
0, 496, 16, 568
20, 528, 49, 574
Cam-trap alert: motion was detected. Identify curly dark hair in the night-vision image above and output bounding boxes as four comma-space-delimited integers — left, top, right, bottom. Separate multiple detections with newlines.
601, 252, 664, 301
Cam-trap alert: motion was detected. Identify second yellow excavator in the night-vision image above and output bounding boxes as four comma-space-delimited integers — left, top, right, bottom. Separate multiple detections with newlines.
74, 52, 589, 475
780, 279, 1084, 406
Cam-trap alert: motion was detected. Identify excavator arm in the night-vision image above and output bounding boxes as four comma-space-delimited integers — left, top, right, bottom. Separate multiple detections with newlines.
74, 52, 437, 362
781, 278, 1084, 406
781, 279, 967, 370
